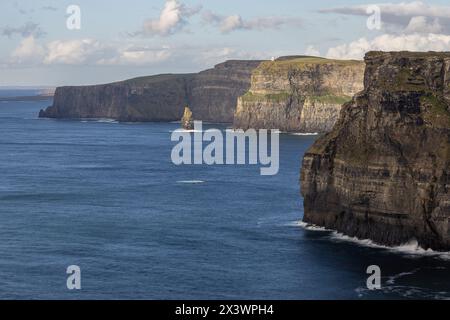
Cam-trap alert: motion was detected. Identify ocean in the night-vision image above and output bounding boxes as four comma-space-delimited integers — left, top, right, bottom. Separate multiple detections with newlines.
1, 94, 450, 299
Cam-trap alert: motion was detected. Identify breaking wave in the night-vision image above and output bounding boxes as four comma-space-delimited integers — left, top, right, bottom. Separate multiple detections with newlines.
96, 119, 119, 124
295, 221, 331, 231
296, 220, 450, 259
290, 132, 319, 136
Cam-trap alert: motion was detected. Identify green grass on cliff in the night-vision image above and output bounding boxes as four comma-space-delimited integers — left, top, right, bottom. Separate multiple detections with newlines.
420, 94, 450, 128
240, 91, 352, 105
254, 56, 363, 75
123, 74, 193, 86
309, 95, 352, 105
240, 91, 293, 103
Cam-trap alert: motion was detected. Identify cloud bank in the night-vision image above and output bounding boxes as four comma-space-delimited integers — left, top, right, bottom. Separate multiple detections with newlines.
202, 10, 303, 33
321, 2, 450, 59
320, 1, 450, 34
8, 36, 172, 67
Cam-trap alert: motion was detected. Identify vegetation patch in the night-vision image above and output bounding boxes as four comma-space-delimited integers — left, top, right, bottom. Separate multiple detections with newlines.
241, 91, 352, 105
240, 91, 293, 103
421, 94, 450, 128
253, 57, 363, 76
376, 68, 428, 92
309, 95, 352, 105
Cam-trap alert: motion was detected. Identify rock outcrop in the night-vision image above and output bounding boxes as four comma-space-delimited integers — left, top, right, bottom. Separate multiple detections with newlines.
233, 56, 365, 132
39, 60, 262, 123
181, 106, 194, 130
301, 51, 450, 250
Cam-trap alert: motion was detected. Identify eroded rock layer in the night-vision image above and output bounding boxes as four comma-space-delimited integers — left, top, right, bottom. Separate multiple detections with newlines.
301, 51, 450, 250
233, 56, 365, 132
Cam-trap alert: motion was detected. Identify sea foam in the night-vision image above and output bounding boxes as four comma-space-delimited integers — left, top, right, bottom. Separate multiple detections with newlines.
289, 132, 319, 136
296, 220, 450, 259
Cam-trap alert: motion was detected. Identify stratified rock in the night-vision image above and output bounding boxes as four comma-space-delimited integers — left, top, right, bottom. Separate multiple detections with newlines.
39, 60, 263, 123
181, 106, 194, 130
301, 51, 450, 250
233, 56, 365, 133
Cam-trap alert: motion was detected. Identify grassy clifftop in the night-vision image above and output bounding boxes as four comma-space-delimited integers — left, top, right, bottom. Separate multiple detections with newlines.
253, 56, 363, 75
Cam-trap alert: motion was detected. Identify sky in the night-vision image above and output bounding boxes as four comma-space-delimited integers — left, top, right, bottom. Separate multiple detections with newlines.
1, 0, 450, 86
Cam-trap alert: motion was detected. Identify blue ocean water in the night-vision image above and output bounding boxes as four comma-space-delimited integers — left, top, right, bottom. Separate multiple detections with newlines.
1, 98, 450, 300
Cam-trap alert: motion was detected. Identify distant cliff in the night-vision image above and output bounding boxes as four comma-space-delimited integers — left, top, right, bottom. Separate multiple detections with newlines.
301, 51, 450, 250
233, 56, 365, 133
39, 60, 262, 123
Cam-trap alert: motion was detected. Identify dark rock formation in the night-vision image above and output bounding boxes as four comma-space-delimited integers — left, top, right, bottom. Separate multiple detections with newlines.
233, 56, 365, 133
39, 60, 262, 123
301, 51, 450, 250
181, 106, 194, 130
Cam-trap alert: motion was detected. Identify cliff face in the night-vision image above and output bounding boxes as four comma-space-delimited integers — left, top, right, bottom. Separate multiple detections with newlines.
233, 57, 365, 132
41, 75, 191, 122
301, 51, 450, 250
39, 60, 262, 123
188, 60, 263, 122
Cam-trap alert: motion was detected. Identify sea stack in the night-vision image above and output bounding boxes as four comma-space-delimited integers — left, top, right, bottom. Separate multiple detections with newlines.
181, 106, 194, 130
301, 51, 450, 251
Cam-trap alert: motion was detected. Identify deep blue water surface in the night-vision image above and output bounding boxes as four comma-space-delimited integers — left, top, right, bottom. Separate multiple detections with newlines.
1, 98, 450, 299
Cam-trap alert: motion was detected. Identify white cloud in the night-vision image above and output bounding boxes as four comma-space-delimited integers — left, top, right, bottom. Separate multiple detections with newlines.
326, 33, 450, 60
10, 36, 45, 64
98, 47, 172, 65
202, 10, 303, 33
44, 39, 108, 65
320, 1, 450, 20
320, 1, 450, 34
137, 0, 201, 37
321, 2, 450, 61
220, 15, 243, 33
404, 16, 442, 33
8, 37, 172, 67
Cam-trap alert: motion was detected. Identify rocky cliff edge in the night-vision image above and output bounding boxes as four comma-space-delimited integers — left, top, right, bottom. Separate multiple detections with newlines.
301, 51, 450, 250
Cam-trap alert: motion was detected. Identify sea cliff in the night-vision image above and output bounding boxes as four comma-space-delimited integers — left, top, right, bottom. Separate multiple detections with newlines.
301, 51, 450, 250
39, 60, 262, 123
233, 56, 365, 132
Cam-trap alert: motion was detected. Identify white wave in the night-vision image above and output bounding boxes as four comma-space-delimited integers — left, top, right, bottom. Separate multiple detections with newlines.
329, 232, 391, 249
290, 132, 319, 136
386, 269, 420, 285
177, 180, 205, 184
296, 220, 450, 259
296, 221, 331, 231
330, 232, 450, 259
96, 119, 118, 124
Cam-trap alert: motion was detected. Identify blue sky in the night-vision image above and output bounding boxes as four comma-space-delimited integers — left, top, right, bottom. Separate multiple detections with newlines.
1, 0, 450, 86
